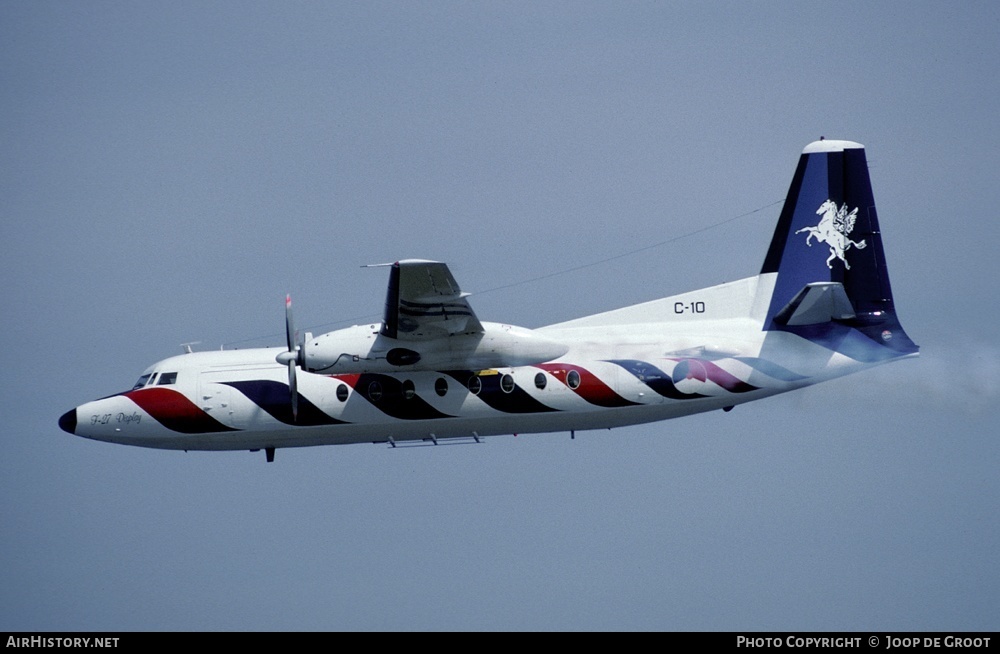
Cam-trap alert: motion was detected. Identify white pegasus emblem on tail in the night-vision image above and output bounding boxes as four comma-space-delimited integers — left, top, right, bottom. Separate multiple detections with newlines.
796, 199, 867, 269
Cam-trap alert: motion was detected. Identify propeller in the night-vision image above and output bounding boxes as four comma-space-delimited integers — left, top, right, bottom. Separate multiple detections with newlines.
275, 294, 305, 422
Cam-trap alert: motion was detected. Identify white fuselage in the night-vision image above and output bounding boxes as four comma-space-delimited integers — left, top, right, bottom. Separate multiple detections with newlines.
63, 274, 896, 452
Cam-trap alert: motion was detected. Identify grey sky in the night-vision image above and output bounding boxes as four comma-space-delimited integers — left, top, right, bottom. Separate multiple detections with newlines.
2, 1, 998, 630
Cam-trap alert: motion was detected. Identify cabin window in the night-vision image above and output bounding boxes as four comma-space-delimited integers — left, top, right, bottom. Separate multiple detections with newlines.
156, 372, 178, 385
534, 372, 547, 390
567, 369, 581, 389
402, 379, 415, 400
336, 384, 349, 402
132, 373, 152, 390
500, 374, 515, 394
467, 376, 482, 395
435, 377, 448, 397
368, 381, 383, 402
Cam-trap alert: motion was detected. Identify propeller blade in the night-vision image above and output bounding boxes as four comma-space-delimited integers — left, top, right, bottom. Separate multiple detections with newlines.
281, 294, 300, 423
285, 294, 296, 353
288, 360, 298, 422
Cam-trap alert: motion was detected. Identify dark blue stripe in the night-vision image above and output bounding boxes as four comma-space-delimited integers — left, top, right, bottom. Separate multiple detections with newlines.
607, 360, 707, 400
354, 374, 455, 420
444, 371, 559, 414
223, 380, 348, 426
732, 357, 810, 382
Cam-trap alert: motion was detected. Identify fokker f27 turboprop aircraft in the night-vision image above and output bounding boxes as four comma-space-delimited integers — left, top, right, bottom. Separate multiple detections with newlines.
60, 140, 918, 461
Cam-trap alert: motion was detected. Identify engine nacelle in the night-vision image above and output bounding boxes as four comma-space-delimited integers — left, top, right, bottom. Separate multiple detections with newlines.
303, 322, 568, 374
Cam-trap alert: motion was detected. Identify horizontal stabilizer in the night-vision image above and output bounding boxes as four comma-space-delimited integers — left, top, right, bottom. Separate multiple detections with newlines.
773, 282, 856, 326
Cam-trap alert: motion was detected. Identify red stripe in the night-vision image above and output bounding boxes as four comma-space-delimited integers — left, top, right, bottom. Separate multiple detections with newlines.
125, 388, 237, 433
330, 373, 361, 389
535, 363, 638, 408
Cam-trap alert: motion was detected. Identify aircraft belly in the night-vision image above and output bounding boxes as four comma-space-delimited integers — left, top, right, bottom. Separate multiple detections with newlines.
188, 391, 782, 451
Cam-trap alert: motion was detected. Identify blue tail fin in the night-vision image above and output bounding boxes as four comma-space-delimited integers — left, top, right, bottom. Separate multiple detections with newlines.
761, 139, 917, 356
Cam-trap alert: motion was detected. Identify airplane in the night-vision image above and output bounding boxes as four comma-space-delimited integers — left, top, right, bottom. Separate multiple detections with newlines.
59, 139, 918, 462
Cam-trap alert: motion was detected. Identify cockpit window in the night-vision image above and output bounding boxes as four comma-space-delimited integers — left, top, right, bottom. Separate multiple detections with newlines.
156, 372, 178, 385
132, 373, 153, 390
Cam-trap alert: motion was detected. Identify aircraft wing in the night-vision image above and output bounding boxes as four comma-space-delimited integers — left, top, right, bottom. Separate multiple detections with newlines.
380, 260, 484, 340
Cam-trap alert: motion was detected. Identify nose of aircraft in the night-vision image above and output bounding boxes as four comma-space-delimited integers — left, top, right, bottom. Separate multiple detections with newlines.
58, 409, 77, 434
